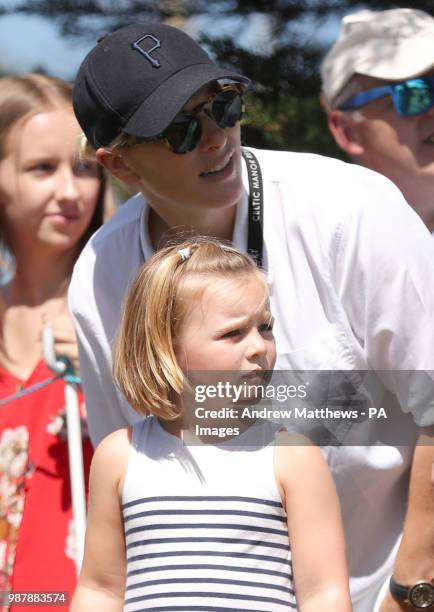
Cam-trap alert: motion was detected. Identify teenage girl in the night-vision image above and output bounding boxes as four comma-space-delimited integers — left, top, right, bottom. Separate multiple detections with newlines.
72, 238, 352, 612
0, 73, 110, 606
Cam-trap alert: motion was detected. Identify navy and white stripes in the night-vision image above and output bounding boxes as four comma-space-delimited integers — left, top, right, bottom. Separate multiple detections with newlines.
122, 418, 296, 611
123, 495, 295, 611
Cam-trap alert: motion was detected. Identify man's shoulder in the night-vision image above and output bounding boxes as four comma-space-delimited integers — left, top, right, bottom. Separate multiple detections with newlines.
73, 192, 145, 268
92, 191, 145, 247
249, 147, 406, 221
69, 192, 146, 306
250, 146, 393, 189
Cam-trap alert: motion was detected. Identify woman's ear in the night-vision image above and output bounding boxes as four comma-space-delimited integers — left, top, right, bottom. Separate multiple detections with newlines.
96, 147, 141, 188
326, 108, 365, 158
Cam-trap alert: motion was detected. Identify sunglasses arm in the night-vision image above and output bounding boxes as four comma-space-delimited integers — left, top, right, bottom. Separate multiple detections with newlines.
338, 85, 392, 110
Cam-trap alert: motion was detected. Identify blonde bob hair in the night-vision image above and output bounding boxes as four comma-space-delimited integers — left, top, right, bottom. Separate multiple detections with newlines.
113, 237, 264, 420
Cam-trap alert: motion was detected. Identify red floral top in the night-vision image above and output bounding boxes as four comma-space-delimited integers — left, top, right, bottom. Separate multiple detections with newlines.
0, 361, 92, 611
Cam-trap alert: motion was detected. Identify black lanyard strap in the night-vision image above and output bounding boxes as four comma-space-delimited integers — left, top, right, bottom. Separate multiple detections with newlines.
242, 148, 264, 268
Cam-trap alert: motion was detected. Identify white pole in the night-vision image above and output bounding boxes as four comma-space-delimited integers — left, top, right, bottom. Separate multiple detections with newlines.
64, 382, 86, 573
41, 327, 86, 574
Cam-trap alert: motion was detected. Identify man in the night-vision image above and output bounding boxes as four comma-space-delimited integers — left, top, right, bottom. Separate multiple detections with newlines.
321, 8, 434, 232
70, 22, 434, 612
322, 14, 434, 608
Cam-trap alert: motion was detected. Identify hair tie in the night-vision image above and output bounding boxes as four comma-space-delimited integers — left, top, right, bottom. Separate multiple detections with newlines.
178, 247, 191, 262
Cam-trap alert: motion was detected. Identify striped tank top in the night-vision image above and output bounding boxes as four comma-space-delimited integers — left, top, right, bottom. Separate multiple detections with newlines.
122, 417, 296, 611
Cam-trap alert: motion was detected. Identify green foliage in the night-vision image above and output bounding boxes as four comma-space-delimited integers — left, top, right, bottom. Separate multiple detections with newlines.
242, 91, 346, 160
203, 33, 346, 156
2, 0, 434, 156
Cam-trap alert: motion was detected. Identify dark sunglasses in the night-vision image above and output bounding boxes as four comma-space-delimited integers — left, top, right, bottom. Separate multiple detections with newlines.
156, 85, 245, 154
338, 76, 434, 117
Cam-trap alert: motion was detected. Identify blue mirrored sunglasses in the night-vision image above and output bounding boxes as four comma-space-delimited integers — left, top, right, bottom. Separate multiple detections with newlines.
338, 77, 434, 117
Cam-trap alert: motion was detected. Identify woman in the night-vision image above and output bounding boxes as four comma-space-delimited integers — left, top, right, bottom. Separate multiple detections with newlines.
0, 73, 109, 608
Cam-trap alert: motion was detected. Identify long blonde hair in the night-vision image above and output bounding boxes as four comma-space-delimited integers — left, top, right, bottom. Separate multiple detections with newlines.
113, 238, 264, 419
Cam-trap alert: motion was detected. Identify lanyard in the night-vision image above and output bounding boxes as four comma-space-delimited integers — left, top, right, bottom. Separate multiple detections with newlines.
242, 148, 264, 267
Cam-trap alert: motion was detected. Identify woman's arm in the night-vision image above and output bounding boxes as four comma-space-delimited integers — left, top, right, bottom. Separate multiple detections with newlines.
275, 433, 352, 612
71, 428, 130, 611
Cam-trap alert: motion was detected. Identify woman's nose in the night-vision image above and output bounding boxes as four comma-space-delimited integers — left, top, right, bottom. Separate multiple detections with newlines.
56, 167, 81, 203
198, 112, 227, 151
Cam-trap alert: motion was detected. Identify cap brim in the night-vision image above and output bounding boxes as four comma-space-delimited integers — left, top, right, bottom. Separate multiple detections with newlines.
123, 63, 250, 138
357, 60, 434, 83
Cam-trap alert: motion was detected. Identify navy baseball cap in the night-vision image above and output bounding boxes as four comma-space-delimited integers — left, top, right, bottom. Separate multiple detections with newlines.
73, 22, 250, 149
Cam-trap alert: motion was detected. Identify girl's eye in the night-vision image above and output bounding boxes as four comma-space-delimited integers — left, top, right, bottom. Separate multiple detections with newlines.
259, 320, 274, 333
221, 329, 241, 339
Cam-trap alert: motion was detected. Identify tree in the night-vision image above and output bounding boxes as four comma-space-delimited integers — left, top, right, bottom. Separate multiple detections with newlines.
2, 0, 434, 155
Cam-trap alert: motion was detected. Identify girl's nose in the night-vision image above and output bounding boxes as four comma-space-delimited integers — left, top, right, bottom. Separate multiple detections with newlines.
245, 329, 268, 360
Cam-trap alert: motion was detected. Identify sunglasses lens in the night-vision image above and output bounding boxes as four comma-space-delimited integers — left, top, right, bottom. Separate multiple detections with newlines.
164, 117, 201, 154
162, 87, 244, 154
211, 90, 244, 128
395, 79, 434, 116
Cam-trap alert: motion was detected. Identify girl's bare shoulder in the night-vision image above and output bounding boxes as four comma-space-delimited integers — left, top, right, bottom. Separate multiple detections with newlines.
274, 427, 316, 451
91, 427, 132, 491
94, 426, 131, 457
274, 429, 329, 487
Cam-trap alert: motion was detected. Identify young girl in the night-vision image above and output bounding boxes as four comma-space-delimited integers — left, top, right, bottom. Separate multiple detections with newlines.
0, 73, 112, 608
72, 238, 352, 612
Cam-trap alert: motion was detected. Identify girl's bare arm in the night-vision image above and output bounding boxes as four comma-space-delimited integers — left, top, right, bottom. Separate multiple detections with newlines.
275, 433, 352, 612
71, 428, 130, 611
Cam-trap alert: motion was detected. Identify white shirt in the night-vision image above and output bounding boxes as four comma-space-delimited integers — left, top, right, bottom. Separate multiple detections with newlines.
69, 148, 434, 612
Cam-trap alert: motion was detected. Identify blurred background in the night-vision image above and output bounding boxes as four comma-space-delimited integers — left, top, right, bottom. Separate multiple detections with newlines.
1, 0, 434, 159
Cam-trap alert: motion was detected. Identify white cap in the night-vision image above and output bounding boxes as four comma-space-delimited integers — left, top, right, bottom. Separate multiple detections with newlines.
321, 8, 434, 103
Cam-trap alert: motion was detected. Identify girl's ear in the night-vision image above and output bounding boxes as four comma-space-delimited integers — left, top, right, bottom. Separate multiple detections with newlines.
96, 147, 141, 188
326, 109, 364, 157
